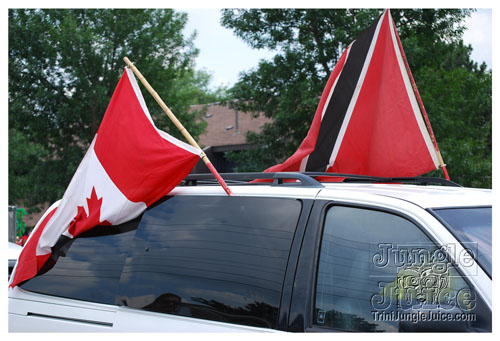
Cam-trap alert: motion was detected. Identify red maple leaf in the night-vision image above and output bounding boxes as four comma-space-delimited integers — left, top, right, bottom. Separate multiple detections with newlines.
68, 187, 111, 237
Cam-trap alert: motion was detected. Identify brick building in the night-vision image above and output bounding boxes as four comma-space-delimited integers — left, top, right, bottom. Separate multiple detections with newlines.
191, 103, 270, 173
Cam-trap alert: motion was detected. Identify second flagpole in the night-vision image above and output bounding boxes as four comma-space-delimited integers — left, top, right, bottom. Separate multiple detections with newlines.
123, 56, 232, 196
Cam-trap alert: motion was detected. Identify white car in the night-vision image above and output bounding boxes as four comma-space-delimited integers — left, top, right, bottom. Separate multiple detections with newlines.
8, 173, 491, 332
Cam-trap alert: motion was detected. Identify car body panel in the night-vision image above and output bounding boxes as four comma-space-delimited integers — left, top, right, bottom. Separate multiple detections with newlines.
9, 287, 116, 332
9, 287, 280, 332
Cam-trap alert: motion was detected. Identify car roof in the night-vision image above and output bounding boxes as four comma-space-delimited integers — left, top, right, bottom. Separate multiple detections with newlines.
318, 183, 492, 209
173, 180, 491, 210
8, 242, 23, 261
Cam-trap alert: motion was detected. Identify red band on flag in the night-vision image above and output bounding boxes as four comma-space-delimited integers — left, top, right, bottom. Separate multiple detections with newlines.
10, 207, 57, 288
94, 71, 200, 206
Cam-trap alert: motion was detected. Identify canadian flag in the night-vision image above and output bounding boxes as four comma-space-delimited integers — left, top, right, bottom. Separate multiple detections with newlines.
265, 9, 441, 177
10, 68, 201, 288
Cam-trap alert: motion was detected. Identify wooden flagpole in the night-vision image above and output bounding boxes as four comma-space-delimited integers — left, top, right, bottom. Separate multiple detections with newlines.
123, 57, 232, 196
390, 16, 450, 181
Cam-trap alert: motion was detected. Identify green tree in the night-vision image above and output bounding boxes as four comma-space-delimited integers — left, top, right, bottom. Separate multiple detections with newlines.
9, 9, 219, 206
222, 9, 491, 188
412, 43, 492, 188
8, 128, 50, 208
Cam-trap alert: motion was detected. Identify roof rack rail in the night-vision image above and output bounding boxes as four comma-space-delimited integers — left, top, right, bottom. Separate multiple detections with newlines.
303, 172, 462, 187
184, 172, 461, 187
184, 172, 324, 188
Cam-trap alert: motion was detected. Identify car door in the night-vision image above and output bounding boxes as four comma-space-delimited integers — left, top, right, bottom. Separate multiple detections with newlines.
288, 200, 491, 332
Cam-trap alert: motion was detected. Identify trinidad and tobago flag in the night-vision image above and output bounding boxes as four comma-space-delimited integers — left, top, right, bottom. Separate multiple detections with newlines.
10, 68, 201, 288
265, 9, 441, 177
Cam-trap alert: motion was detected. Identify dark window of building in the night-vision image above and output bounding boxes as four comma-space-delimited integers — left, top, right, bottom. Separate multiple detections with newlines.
20, 217, 140, 305
314, 205, 490, 332
116, 195, 302, 329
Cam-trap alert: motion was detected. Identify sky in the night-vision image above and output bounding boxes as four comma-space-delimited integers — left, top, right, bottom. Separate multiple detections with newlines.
182, 8, 492, 89
462, 9, 492, 68
181, 8, 275, 89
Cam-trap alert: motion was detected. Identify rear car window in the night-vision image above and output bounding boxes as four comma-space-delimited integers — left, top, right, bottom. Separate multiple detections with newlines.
21, 195, 303, 330
117, 195, 302, 329
20, 217, 140, 305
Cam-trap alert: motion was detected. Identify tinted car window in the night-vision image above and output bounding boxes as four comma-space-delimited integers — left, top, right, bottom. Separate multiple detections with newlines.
117, 195, 302, 329
20, 217, 140, 305
432, 207, 492, 277
314, 206, 490, 332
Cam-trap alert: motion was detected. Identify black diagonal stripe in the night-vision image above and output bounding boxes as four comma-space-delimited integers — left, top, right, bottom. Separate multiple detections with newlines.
305, 14, 382, 172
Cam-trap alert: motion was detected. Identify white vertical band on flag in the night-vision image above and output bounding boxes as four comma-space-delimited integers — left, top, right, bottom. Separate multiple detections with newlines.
35, 134, 100, 255
326, 10, 388, 169
37, 136, 147, 255
20, 200, 60, 258
125, 68, 201, 156
125, 68, 155, 124
299, 43, 354, 172
67, 137, 147, 228
387, 11, 440, 168
299, 156, 308, 172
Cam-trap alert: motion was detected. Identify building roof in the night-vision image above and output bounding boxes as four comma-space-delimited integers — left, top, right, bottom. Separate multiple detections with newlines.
192, 103, 271, 148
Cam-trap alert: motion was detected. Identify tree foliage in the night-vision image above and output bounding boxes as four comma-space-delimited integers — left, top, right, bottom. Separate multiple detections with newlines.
8, 128, 50, 209
9, 9, 219, 206
221, 9, 491, 188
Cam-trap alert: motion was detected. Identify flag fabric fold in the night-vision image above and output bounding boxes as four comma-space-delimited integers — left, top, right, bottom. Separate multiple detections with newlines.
265, 9, 440, 177
10, 68, 201, 288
